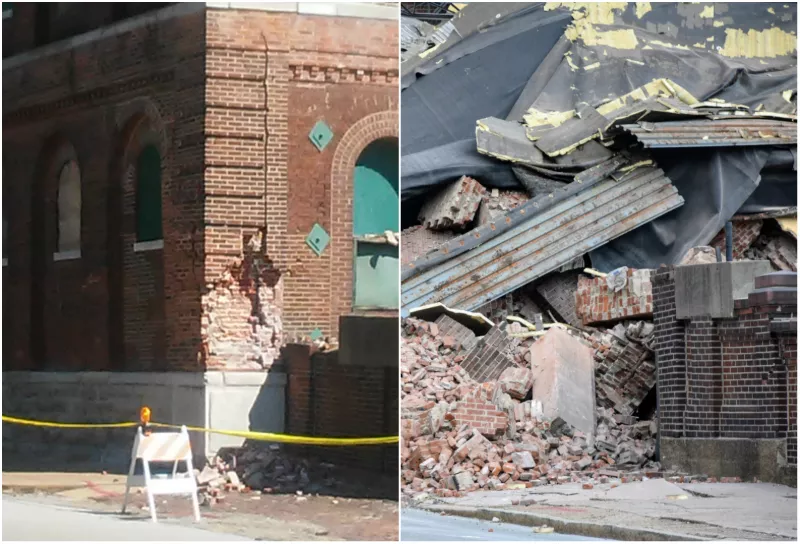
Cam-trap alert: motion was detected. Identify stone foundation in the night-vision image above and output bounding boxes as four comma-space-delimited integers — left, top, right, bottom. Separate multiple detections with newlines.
2, 370, 285, 471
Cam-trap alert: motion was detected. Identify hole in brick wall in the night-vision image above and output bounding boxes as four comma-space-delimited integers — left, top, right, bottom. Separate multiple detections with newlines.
634, 386, 657, 420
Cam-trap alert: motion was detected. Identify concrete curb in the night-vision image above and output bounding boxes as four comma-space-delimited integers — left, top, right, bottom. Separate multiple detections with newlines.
420, 504, 708, 541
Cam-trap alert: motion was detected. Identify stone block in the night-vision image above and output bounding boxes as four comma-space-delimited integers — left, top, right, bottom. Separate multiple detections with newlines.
497, 366, 532, 400
529, 328, 596, 437
511, 451, 536, 469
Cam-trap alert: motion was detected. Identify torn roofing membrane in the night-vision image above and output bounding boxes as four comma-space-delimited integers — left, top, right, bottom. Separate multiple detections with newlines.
401, 1, 796, 273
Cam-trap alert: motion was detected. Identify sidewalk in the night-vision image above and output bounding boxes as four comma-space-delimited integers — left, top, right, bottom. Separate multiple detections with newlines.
2, 472, 399, 541
414, 479, 797, 541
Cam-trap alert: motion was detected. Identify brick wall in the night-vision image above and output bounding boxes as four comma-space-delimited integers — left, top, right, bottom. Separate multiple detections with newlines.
780, 330, 797, 465
449, 382, 509, 439
401, 225, 455, 266
652, 267, 687, 438
461, 324, 518, 383
203, 9, 398, 355
654, 266, 794, 449
575, 268, 653, 325
3, 5, 206, 372
533, 270, 581, 326
709, 219, 763, 260
684, 318, 722, 437
283, 344, 397, 473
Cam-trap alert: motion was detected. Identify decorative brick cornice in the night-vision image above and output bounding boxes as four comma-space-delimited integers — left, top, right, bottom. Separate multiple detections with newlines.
4, 71, 175, 127
289, 64, 398, 85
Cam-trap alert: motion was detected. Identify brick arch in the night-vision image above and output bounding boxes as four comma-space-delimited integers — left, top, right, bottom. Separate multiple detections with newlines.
29, 133, 83, 369
108, 97, 169, 370
329, 110, 399, 335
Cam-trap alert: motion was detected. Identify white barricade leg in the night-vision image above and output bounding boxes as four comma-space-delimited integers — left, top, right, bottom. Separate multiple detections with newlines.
121, 429, 141, 515
142, 458, 158, 523
186, 446, 201, 522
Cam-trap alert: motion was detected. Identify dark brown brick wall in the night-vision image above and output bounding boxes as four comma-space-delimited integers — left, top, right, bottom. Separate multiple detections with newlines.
284, 344, 397, 473
3, 7, 206, 371
684, 318, 722, 438
653, 267, 687, 438
654, 266, 794, 452
782, 332, 797, 465
4, 6, 399, 371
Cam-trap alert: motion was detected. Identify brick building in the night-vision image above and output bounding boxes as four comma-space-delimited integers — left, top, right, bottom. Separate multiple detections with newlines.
2, 2, 399, 468
653, 263, 797, 485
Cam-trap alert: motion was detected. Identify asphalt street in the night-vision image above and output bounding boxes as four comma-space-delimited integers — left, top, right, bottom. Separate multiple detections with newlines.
2, 496, 250, 541
401, 508, 606, 541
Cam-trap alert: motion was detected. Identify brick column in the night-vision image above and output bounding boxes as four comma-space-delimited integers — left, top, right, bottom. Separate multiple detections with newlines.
652, 267, 686, 438
718, 307, 786, 439
782, 332, 797, 465
283, 343, 314, 436
684, 318, 722, 438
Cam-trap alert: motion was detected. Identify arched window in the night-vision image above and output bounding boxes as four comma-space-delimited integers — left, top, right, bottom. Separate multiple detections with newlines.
57, 159, 81, 253
136, 145, 162, 242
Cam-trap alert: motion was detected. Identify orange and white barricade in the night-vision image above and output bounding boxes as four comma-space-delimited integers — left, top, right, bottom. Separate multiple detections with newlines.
121, 425, 200, 522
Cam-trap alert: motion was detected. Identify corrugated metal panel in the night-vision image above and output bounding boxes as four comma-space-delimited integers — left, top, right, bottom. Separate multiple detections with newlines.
623, 118, 797, 148
401, 167, 684, 316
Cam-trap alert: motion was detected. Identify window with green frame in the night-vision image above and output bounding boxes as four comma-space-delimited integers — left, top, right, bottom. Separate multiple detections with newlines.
136, 145, 162, 242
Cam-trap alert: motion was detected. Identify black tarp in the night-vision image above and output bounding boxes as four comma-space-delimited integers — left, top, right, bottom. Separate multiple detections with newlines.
401, 2, 797, 269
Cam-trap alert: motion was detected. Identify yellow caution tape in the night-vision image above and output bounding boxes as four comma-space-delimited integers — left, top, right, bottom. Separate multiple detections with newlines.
2, 415, 138, 428
1, 415, 398, 446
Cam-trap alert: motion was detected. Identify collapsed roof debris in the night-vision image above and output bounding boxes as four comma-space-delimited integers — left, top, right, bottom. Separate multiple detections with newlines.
401, 164, 683, 315
401, 1, 796, 499
401, 1, 796, 271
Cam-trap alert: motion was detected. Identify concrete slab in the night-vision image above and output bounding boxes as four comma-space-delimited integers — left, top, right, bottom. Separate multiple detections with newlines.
529, 328, 595, 437
675, 261, 773, 319
420, 480, 798, 541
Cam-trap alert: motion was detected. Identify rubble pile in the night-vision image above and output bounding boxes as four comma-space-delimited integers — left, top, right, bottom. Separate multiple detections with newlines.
401, 309, 661, 499
402, 398, 660, 497
586, 321, 656, 416
194, 443, 395, 503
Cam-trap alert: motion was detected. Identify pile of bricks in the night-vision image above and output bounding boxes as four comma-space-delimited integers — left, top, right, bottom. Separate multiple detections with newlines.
404, 176, 530, 266
575, 268, 654, 326
745, 230, 797, 272
418, 176, 488, 230
194, 442, 393, 503
476, 188, 529, 226
709, 219, 763, 260
587, 321, 657, 416
400, 314, 660, 499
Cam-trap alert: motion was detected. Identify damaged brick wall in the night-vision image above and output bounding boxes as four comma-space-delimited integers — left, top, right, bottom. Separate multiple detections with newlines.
201, 233, 284, 369
3, 5, 206, 371
575, 268, 654, 326
780, 330, 797, 465
401, 225, 455, 266
283, 343, 397, 472
449, 383, 509, 439
461, 324, 519, 384
709, 219, 763, 259
205, 8, 398, 345
717, 308, 787, 439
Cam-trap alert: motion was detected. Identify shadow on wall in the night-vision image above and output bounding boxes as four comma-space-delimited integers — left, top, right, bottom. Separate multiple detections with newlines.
267, 343, 398, 500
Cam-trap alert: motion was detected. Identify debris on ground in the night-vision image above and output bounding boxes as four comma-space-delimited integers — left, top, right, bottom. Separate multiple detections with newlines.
193, 444, 396, 505
401, 314, 661, 499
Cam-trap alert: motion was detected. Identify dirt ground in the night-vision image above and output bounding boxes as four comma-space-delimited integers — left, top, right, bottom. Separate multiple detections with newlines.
3, 485, 399, 541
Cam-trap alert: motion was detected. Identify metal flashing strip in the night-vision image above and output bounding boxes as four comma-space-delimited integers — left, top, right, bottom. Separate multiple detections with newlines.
401, 167, 684, 316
